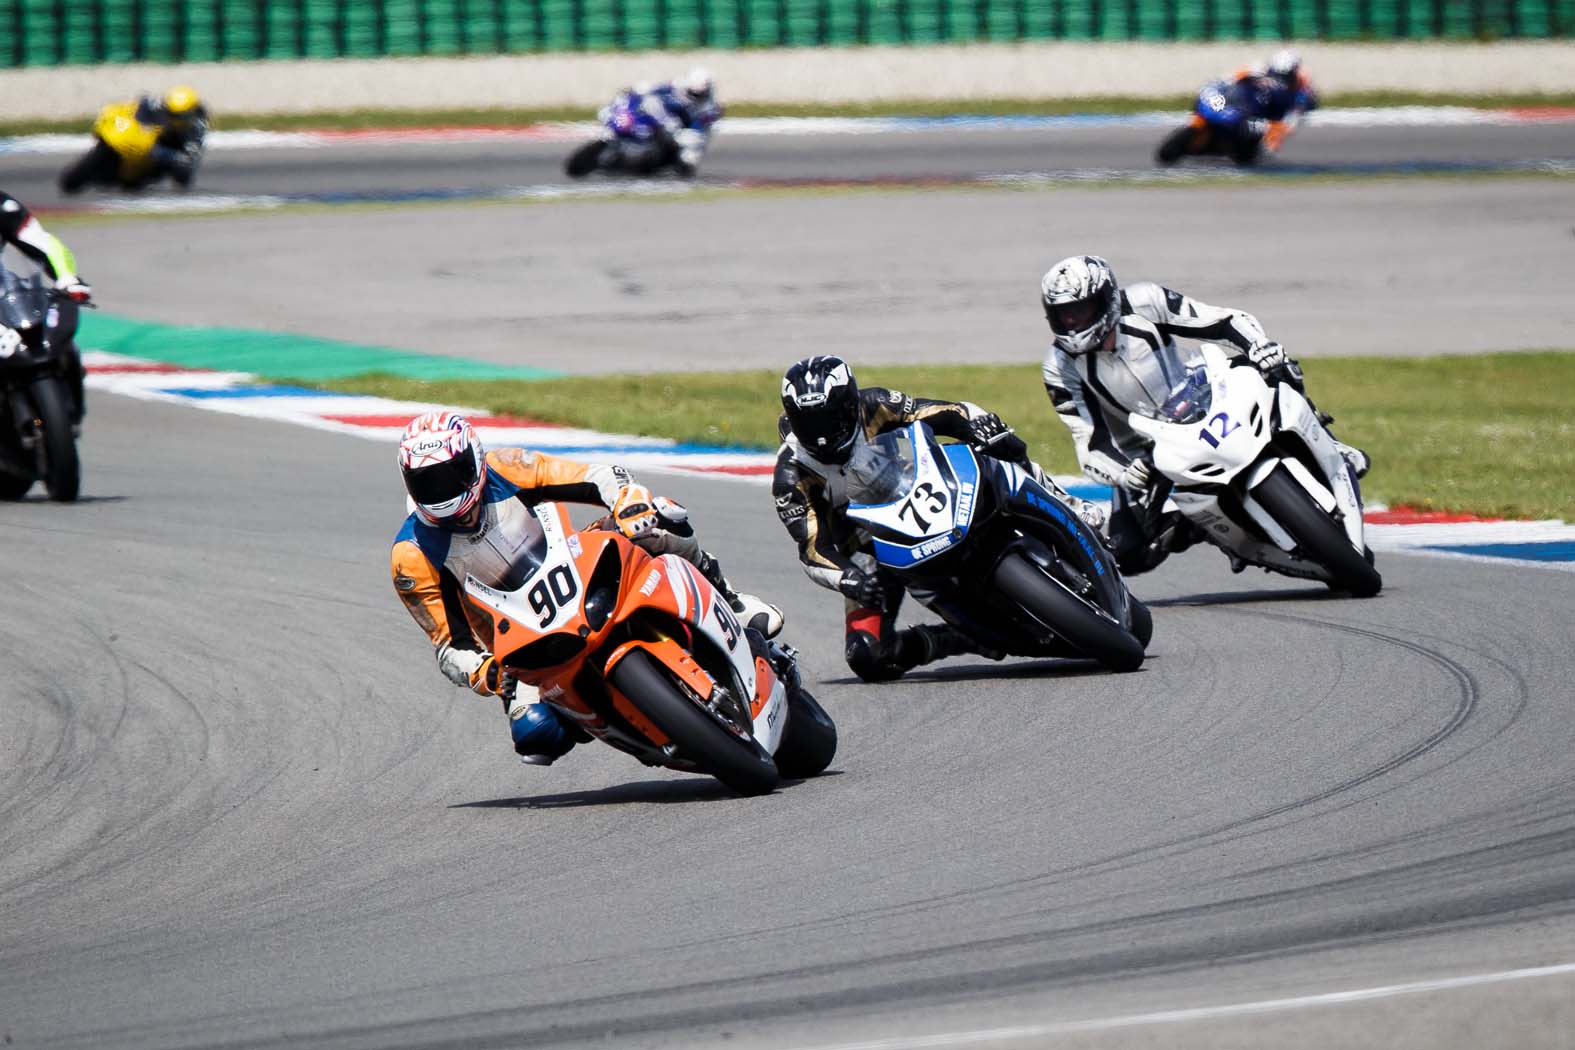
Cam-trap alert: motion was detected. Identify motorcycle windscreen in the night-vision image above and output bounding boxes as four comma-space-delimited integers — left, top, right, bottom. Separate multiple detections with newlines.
843, 429, 918, 506
1133, 366, 1212, 424
0, 271, 45, 331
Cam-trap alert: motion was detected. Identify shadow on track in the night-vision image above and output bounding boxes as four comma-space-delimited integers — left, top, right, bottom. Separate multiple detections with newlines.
822, 657, 1145, 687
1147, 585, 1348, 608
451, 777, 739, 810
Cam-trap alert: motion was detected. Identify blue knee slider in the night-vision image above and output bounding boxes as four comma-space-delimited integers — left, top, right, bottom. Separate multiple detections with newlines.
510, 702, 577, 760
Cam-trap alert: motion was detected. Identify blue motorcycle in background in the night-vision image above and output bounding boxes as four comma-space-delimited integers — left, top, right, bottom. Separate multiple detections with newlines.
1156, 75, 1310, 167
844, 422, 1152, 673
564, 92, 706, 178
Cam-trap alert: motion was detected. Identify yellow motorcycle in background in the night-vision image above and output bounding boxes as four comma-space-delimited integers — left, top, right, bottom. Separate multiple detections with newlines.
59, 87, 207, 195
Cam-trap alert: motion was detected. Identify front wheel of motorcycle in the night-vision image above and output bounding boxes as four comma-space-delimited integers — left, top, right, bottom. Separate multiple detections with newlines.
608, 649, 780, 796
1251, 466, 1382, 597
1155, 127, 1193, 165
29, 378, 79, 502
992, 553, 1145, 672
564, 141, 606, 178
774, 685, 837, 780
59, 141, 118, 195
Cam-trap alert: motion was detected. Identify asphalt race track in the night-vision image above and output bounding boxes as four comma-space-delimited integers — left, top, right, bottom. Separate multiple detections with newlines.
7, 120, 1575, 204
3, 120, 1575, 1049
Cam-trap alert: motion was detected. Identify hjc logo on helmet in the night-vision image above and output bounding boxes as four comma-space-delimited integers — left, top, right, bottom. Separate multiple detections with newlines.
794, 392, 829, 408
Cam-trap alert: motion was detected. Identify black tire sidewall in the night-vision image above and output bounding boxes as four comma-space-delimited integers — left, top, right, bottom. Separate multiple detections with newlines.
29, 379, 79, 502
1252, 465, 1382, 597
607, 650, 780, 795
992, 553, 1145, 672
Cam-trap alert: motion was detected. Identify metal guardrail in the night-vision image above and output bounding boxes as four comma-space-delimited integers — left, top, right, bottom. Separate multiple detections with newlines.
3, 0, 1569, 68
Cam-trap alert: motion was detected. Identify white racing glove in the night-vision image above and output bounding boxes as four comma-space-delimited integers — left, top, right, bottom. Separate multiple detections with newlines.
1118, 457, 1153, 493
437, 642, 500, 695
0, 327, 20, 359
1246, 340, 1287, 371
54, 274, 92, 304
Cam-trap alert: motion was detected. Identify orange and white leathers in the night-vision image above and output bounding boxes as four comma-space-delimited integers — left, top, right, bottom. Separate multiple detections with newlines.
390, 447, 709, 697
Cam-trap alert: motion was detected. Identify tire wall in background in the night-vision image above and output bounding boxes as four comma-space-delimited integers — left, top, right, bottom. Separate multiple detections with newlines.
3, 0, 1570, 71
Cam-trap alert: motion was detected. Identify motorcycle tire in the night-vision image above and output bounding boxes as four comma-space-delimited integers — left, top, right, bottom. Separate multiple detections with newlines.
565, 141, 606, 178
773, 685, 837, 780
29, 379, 79, 502
59, 142, 118, 195
1156, 127, 1193, 165
1251, 465, 1382, 597
608, 649, 780, 796
1231, 134, 1263, 167
992, 552, 1145, 673
1128, 594, 1154, 649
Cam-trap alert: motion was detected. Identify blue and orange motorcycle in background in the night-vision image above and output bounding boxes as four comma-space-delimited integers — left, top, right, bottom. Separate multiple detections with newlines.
1156, 74, 1313, 167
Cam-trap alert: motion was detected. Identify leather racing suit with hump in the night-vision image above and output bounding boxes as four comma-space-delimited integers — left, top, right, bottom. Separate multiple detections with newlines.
1042, 280, 1312, 574
773, 387, 1097, 679
391, 447, 739, 761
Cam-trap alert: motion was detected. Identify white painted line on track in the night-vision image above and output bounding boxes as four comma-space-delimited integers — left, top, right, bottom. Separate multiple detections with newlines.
793, 961, 1575, 1050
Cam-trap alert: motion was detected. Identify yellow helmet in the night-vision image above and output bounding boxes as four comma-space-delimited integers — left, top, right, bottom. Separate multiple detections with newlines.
164, 85, 202, 119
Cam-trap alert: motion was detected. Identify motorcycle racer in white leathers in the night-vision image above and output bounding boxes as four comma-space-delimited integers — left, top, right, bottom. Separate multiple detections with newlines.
604, 67, 722, 176
1039, 254, 1369, 575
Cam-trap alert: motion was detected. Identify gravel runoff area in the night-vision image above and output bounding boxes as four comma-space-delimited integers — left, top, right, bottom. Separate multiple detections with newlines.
5, 41, 1575, 120
56, 177, 1575, 374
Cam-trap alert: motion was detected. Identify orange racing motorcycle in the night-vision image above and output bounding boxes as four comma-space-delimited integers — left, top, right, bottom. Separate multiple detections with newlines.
465, 503, 836, 795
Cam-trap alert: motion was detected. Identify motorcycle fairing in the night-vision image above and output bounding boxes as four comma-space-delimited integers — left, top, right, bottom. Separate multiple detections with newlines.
846, 422, 980, 569
463, 507, 787, 764
1128, 343, 1367, 577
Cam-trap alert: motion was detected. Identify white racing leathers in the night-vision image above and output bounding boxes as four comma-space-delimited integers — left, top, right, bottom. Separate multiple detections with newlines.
1041, 281, 1277, 573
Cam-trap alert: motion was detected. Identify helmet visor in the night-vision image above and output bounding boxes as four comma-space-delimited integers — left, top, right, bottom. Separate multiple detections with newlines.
792, 407, 859, 462
404, 452, 478, 507
1046, 296, 1105, 336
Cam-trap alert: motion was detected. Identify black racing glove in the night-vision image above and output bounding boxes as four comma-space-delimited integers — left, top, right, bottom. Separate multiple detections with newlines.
968, 412, 1029, 464
837, 569, 886, 609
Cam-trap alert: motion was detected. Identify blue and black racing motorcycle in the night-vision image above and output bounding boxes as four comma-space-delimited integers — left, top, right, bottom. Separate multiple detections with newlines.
844, 421, 1151, 673
1156, 76, 1306, 167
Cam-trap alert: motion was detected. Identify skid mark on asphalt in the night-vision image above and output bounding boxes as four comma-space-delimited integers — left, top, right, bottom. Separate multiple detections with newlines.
793, 961, 1575, 1049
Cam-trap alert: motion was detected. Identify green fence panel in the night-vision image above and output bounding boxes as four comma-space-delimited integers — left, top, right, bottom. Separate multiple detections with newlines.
0, 0, 1566, 69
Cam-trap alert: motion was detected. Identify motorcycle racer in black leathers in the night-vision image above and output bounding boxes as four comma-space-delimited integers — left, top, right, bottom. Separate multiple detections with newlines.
1039, 254, 1369, 576
773, 355, 1107, 682
0, 191, 92, 424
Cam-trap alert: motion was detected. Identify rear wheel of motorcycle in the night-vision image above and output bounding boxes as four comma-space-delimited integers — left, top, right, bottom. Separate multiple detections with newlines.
1156, 127, 1192, 165
774, 686, 837, 780
608, 650, 780, 796
564, 141, 605, 178
992, 553, 1145, 672
59, 142, 116, 195
1252, 466, 1382, 597
29, 379, 79, 502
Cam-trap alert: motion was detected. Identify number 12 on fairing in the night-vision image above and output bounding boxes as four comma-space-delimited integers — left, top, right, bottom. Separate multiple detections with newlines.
1197, 412, 1240, 449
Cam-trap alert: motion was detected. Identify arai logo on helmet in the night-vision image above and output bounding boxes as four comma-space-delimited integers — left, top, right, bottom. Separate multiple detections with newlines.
411, 437, 447, 457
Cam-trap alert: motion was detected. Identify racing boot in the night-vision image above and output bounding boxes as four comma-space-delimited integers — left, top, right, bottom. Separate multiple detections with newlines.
894, 624, 1004, 671
1336, 442, 1371, 479
693, 548, 784, 638
506, 693, 582, 767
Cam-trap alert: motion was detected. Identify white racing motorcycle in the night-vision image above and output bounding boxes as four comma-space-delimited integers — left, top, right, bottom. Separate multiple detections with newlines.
1127, 343, 1381, 597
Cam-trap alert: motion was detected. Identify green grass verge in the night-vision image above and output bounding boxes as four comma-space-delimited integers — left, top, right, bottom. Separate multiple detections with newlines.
297, 351, 1575, 520
5, 90, 1573, 137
